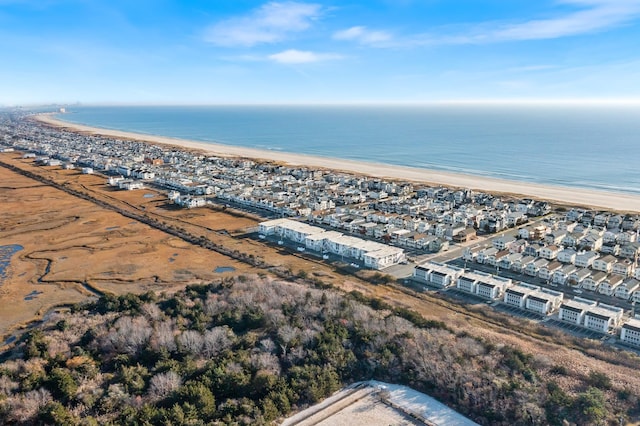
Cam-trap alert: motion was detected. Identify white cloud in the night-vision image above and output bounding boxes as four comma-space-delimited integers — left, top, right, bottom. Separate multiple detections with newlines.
401, 0, 640, 46
488, 0, 640, 41
333, 26, 392, 45
204, 2, 322, 47
268, 49, 341, 64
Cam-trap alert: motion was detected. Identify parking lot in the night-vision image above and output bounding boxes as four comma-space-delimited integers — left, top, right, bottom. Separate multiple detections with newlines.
545, 318, 610, 340
444, 287, 498, 306
494, 303, 545, 321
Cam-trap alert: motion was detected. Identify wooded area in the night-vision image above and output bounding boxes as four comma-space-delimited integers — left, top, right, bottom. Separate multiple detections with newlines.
0, 275, 637, 425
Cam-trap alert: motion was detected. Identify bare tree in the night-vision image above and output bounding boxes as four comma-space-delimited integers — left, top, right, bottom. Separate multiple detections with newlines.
202, 326, 232, 357
250, 352, 281, 376
0, 375, 18, 396
7, 388, 51, 423
104, 316, 152, 356
177, 330, 204, 355
141, 303, 163, 321
150, 320, 177, 353
148, 371, 181, 400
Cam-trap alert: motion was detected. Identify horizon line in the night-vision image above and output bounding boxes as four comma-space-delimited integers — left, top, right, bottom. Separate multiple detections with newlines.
6, 98, 640, 108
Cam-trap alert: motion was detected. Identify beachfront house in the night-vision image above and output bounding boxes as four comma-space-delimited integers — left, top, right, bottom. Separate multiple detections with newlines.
504, 284, 539, 309
526, 288, 564, 315
475, 275, 512, 299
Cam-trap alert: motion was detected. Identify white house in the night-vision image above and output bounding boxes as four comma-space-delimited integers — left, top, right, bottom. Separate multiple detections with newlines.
512, 255, 535, 273
504, 283, 539, 309
363, 247, 406, 270
540, 245, 561, 260
598, 275, 624, 296
568, 268, 591, 287
476, 247, 498, 265
614, 278, 640, 300
620, 318, 640, 347
539, 261, 563, 281
525, 259, 548, 277
475, 275, 512, 299
492, 235, 516, 251
552, 264, 577, 285
412, 261, 464, 288
583, 304, 624, 333
592, 254, 617, 273
612, 259, 635, 277
462, 246, 483, 262
559, 298, 597, 325
581, 271, 607, 292
574, 251, 599, 268
526, 288, 564, 315
557, 248, 577, 264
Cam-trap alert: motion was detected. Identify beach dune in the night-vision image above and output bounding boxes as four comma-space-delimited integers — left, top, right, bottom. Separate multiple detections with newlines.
34, 113, 640, 213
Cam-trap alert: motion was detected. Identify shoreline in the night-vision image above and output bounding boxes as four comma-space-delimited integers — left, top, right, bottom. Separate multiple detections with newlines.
34, 113, 640, 212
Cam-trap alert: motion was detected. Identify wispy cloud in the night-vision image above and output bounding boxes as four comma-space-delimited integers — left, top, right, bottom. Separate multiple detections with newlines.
398, 0, 640, 46
268, 49, 342, 64
204, 1, 322, 47
333, 26, 392, 45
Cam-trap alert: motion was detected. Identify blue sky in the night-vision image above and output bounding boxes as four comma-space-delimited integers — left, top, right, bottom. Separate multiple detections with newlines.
2, 0, 640, 105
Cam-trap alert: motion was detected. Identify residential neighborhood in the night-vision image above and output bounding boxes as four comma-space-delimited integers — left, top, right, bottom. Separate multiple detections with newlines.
4, 112, 640, 351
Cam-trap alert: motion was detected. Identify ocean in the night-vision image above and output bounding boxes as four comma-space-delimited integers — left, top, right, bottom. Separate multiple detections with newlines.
56, 105, 640, 195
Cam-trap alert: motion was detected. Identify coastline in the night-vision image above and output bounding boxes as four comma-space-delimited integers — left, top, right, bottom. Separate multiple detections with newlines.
34, 113, 640, 212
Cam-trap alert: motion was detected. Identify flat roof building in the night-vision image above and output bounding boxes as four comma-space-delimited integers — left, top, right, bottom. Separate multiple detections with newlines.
621, 318, 640, 347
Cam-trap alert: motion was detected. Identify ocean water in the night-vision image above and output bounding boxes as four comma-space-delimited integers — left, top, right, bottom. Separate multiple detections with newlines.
57, 105, 640, 194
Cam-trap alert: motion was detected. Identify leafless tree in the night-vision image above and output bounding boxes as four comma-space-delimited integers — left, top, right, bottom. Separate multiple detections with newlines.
250, 352, 281, 376
150, 320, 177, 353
202, 326, 233, 357
148, 371, 181, 400
104, 316, 152, 356
177, 330, 204, 355
7, 388, 51, 423
0, 375, 18, 396
141, 302, 163, 321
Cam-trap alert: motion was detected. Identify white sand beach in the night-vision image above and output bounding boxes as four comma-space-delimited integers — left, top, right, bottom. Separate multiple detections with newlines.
34, 113, 640, 212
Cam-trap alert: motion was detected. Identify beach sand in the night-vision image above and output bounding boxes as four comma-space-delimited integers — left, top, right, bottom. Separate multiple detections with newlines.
35, 113, 640, 212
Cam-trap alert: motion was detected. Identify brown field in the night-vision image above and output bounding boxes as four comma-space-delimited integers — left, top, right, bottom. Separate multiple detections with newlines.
0, 158, 256, 338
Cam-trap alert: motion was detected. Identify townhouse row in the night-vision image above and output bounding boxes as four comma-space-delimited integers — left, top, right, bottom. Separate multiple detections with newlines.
412, 261, 640, 343
464, 245, 640, 301
258, 218, 406, 270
